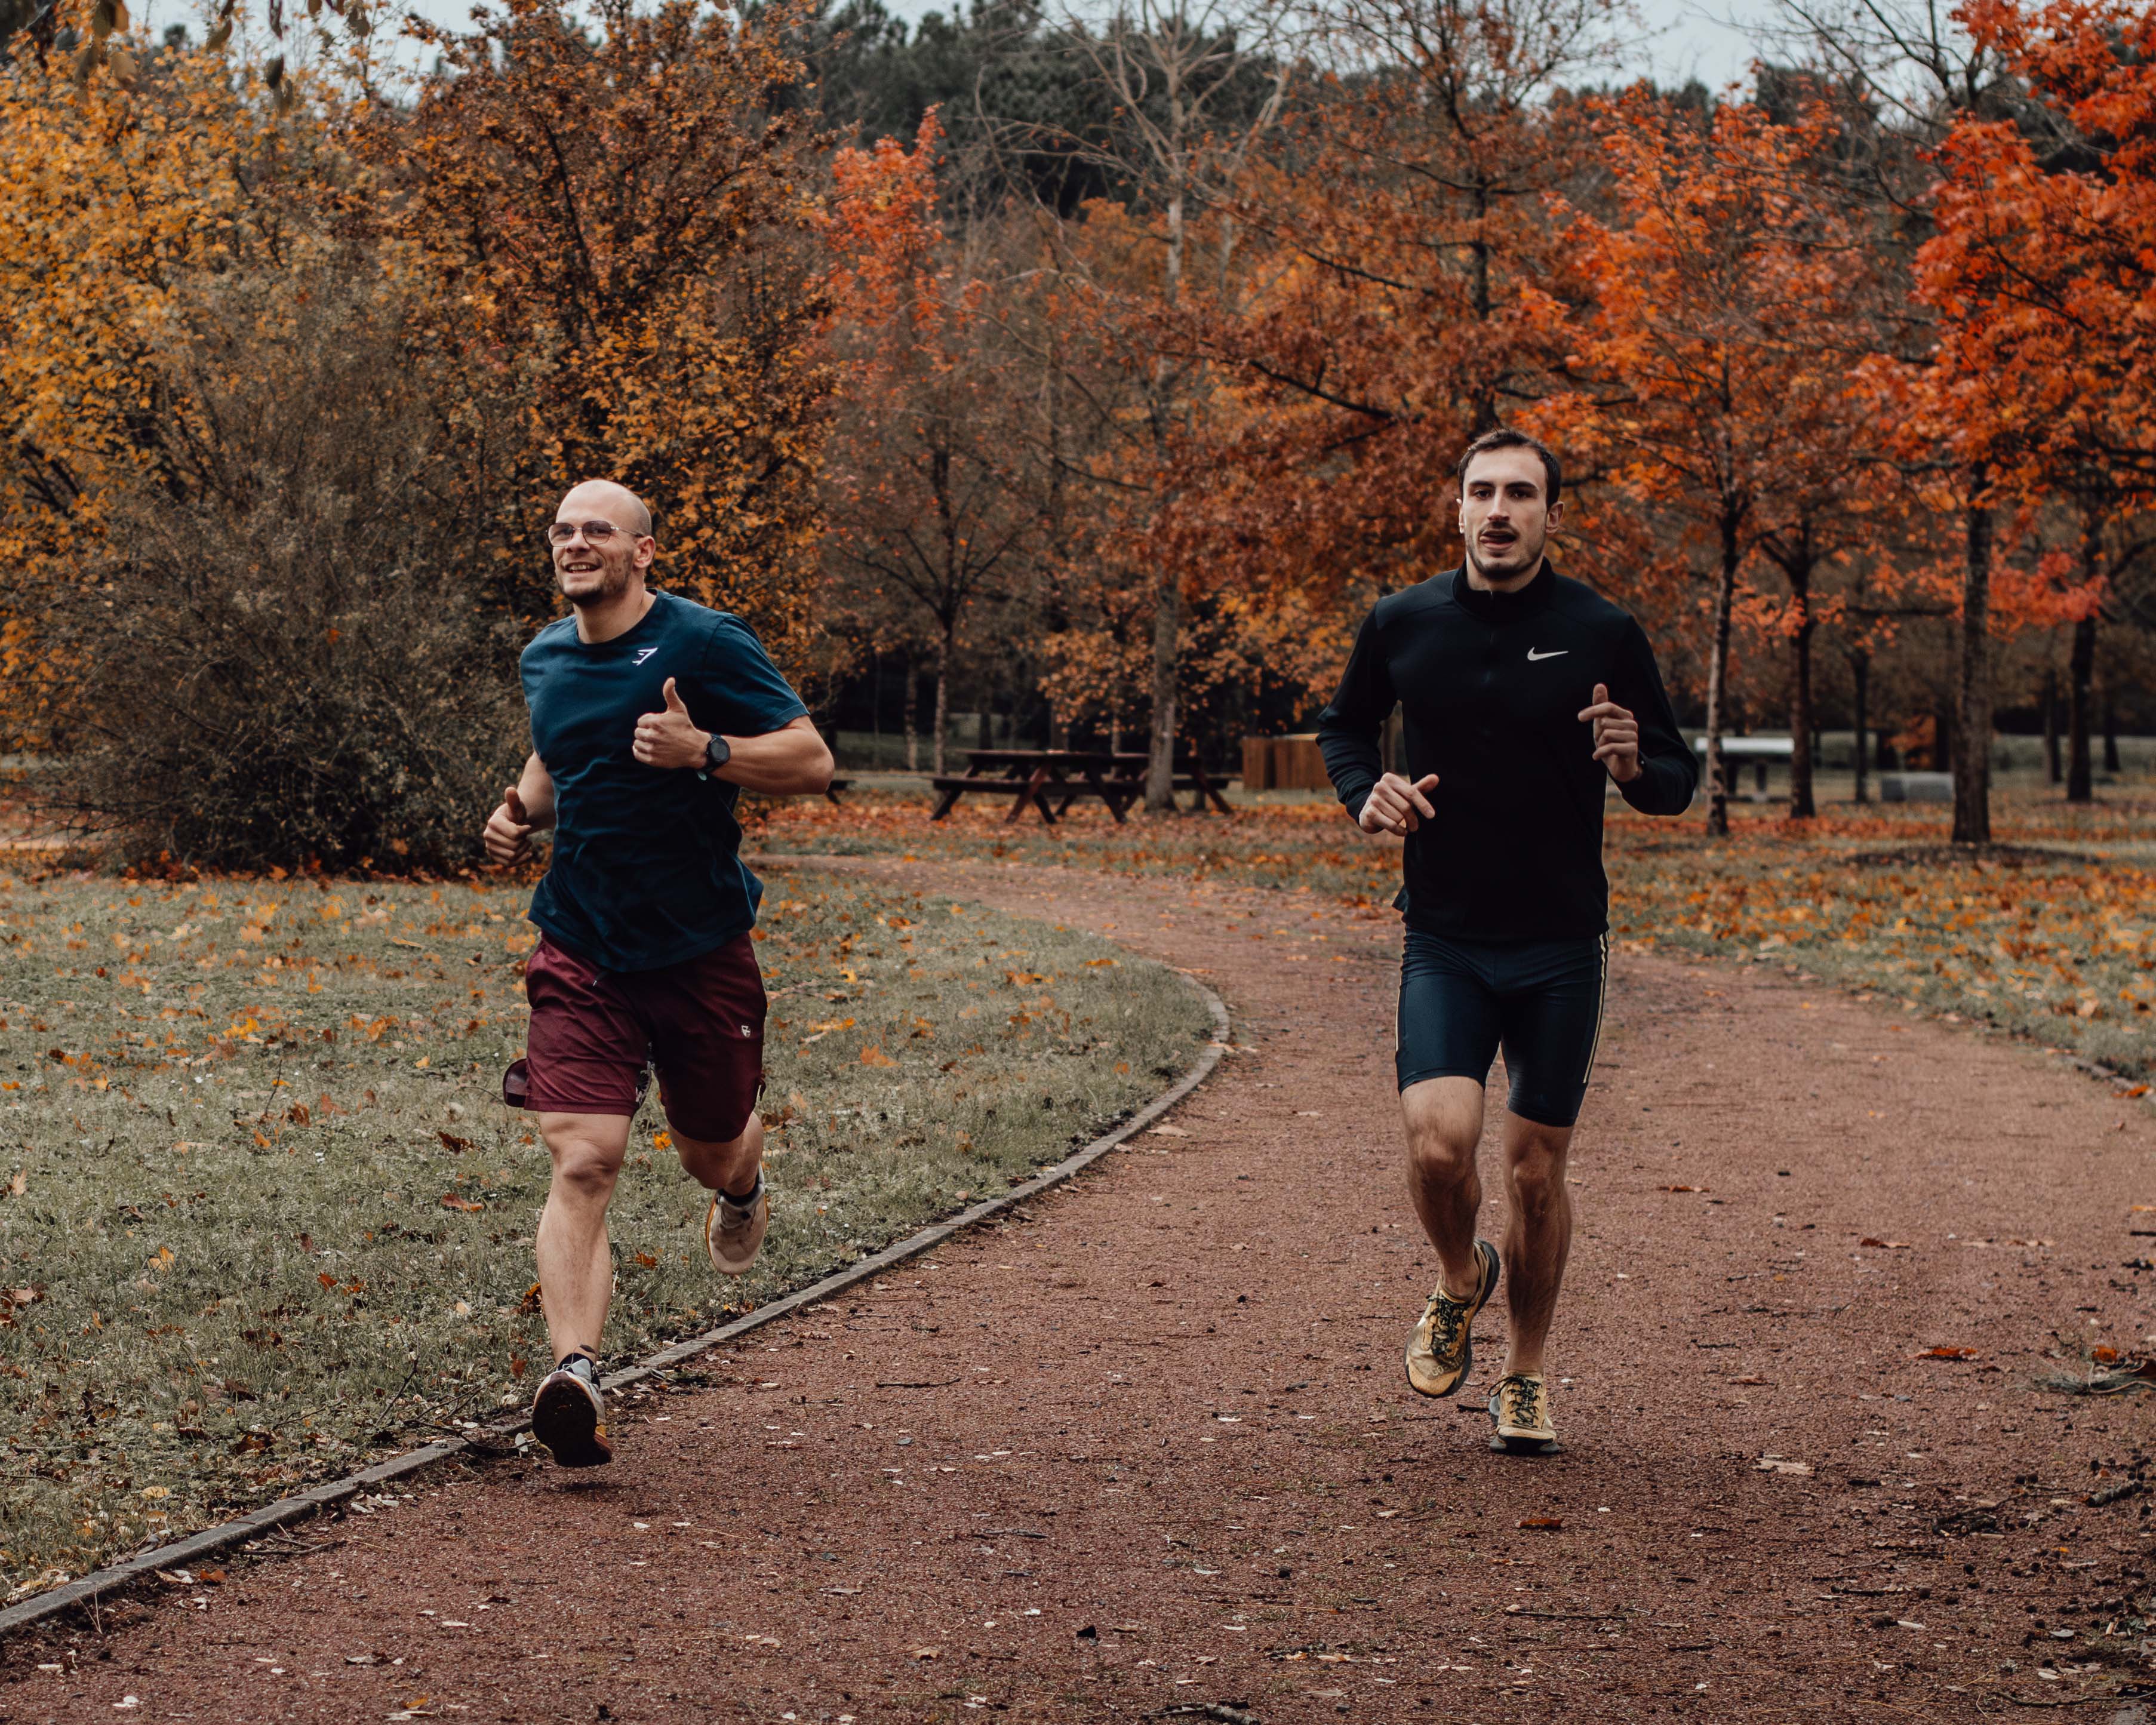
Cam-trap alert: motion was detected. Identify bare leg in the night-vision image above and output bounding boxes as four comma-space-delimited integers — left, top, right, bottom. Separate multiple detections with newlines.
1498, 1111, 1576, 1377
534, 1112, 631, 1366
1401, 1075, 1488, 1298
673, 1111, 764, 1197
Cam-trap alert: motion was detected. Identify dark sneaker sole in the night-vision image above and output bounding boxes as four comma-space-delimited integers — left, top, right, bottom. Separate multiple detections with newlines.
1405, 1238, 1501, 1400
531, 1375, 611, 1468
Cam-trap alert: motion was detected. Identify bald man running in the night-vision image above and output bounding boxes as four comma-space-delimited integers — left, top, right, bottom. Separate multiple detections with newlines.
484, 479, 833, 1467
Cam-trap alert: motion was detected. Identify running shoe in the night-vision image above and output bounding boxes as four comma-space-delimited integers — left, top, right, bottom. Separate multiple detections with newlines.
1404, 1238, 1500, 1398
1487, 1371, 1560, 1455
530, 1354, 611, 1468
706, 1171, 768, 1277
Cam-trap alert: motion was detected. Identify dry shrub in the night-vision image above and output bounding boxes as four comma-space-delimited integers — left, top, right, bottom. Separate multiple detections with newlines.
33, 256, 524, 872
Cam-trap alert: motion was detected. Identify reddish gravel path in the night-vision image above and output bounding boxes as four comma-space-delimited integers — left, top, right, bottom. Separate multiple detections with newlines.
8, 859, 2156, 1724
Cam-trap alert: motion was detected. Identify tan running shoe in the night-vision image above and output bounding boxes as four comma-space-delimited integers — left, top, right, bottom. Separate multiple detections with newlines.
1404, 1238, 1500, 1398
1487, 1371, 1560, 1455
706, 1172, 768, 1277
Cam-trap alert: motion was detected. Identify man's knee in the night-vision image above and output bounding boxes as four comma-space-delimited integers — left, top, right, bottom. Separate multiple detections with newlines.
1401, 1076, 1483, 1180
544, 1122, 628, 1201
1504, 1130, 1570, 1219
1406, 1120, 1480, 1185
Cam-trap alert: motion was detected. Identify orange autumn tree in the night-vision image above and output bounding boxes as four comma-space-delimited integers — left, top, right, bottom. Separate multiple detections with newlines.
1547, 95, 1886, 835
1912, 0, 2156, 810
367, 0, 836, 663
1186, 0, 1615, 626
820, 113, 1042, 773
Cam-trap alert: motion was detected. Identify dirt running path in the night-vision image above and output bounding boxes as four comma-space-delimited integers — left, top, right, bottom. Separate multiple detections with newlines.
8, 859, 2156, 1724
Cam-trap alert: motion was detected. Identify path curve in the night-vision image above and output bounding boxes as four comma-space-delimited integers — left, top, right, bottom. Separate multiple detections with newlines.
5, 857, 2155, 1724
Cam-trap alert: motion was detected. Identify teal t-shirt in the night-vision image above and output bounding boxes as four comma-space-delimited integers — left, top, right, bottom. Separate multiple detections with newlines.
519, 591, 808, 972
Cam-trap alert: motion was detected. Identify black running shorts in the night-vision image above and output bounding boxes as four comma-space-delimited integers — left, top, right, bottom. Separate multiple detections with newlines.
1395, 930, 1609, 1128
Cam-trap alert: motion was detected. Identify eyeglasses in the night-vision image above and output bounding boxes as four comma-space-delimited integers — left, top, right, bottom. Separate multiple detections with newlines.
547, 521, 648, 548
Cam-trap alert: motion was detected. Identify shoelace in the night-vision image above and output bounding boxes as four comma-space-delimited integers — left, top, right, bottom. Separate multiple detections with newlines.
1497, 1376, 1545, 1429
1422, 1287, 1471, 1357
717, 1184, 761, 1227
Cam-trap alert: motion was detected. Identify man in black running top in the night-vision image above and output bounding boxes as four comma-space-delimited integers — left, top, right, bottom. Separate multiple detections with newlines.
1318, 428, 1695, 1455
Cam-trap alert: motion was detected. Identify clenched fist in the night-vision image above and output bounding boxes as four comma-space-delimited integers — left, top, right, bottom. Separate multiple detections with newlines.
1359, 771, 1441, 837
633, 677, 712, 770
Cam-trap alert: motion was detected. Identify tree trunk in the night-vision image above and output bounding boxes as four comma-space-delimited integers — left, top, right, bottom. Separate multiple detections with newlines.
1787, 552, 1816, 820
932, 631, 951, 777
2104, 687, 2120, 774
1145, 565, 1180, 813
903, 653, 919, 773
1952, 498, 1992, 845
1850, 648, 1870, 805
2043, 663, 2060, 785
2066, 613, 2094, 802
1703, 514, 1740, 838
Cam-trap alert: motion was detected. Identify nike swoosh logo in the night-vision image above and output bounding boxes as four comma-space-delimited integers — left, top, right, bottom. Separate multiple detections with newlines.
1526, 648, 1568, 662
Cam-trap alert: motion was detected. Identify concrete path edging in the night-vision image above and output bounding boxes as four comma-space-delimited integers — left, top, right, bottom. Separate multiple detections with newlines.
0, 973, 1229, 1641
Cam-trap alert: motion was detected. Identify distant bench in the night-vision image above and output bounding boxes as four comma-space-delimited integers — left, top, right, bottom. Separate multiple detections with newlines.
930, 750, 1231, 825
1693, 735, 1793, 798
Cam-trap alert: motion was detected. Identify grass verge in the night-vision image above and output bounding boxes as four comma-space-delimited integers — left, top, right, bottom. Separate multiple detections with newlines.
758, 784, 2156, 1081
0, 867, 1209, 1600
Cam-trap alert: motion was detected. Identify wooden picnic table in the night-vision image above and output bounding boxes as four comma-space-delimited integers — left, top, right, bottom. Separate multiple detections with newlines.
929, 749, 1234, 825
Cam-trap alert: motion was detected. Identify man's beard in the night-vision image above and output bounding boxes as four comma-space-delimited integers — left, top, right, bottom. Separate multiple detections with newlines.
558, 556, 632, 606
1466, 529, 1542, 582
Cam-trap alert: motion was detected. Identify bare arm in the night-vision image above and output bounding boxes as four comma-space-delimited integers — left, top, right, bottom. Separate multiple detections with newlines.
515, 752, 557, 828
709, 714, 834, 796
631, 685, 833, 796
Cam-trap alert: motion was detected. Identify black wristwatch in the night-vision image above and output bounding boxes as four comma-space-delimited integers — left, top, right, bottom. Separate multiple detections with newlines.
699, 732, 732, 779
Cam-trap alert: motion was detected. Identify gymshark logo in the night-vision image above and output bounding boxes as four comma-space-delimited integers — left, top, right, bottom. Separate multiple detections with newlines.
1526, 648, 1568, 662
633, 647, 659, 665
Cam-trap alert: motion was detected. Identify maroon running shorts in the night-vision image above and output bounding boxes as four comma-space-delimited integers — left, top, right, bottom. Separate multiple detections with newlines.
505, 932, 765, 1143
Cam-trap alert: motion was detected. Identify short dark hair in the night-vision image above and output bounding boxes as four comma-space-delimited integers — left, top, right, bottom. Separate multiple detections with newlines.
1454, 428, 1561, 509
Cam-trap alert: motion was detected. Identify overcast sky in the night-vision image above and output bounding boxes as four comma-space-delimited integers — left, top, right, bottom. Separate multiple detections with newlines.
145, 0, 1792, 102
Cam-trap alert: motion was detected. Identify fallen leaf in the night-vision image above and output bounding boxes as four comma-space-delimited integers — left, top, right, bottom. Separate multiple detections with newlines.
1756, 1456, 1812, 1476
1859, 1238, 1911, 1250
1659, 1184, 1708, 1193
440, 1195, 484, 1213
1149, 1125, 1190, 1139
859, 1043, 897, 1068
1517, 1517, 1564, 1530
437, 1131, 471, 1154
910, 1646, 943, 1661
1914, 1346, 1979, 1360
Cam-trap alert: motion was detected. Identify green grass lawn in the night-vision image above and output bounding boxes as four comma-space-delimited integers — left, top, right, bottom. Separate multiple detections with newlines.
759, 780, 2156, 1082
0, 868, 1209, 1600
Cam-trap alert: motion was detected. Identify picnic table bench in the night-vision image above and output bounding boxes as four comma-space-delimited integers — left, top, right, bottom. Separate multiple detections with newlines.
930, 749, 1233, 824
1693, 735, 1794, 800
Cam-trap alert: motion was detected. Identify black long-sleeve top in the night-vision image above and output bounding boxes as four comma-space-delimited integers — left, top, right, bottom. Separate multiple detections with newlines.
1317, 562, 1695, 940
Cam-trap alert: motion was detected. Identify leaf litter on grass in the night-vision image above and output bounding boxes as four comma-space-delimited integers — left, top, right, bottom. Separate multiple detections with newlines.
752, 783, 2156, 1081
0, 866, 1208, 1598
